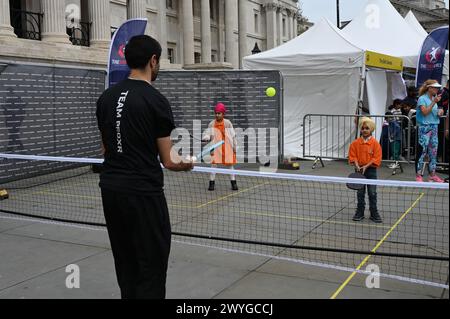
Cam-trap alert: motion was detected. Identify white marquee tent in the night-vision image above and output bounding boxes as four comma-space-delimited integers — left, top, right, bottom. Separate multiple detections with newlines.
243, 18, 404, 158
342, 0, 427, 68
404, 10, 428, 38
343, 0, 448, 79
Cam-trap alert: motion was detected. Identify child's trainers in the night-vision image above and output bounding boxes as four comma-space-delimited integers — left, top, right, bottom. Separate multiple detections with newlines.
415, 175, 424, 182
352, 212, 365, 221
370, 213, 383, 223
429, 175, 445, 183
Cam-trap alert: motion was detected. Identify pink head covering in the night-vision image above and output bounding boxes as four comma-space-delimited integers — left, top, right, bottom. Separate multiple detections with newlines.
214, 102, 226, 114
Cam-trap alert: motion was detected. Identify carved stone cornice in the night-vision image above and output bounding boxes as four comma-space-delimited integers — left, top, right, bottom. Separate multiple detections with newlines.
263, 2, 280, 12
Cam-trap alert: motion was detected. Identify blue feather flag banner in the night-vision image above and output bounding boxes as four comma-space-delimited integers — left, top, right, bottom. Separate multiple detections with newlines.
107, 19, 148, 88
416, 26, 449, 88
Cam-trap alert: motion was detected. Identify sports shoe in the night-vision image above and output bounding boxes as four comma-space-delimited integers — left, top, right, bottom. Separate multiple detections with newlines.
208, 181, 215, 191
352, 212, 365, 221
231, 180, 238, 191
428, 175, 445, 183
370, 213, 383, 223
415, 175, 424, 182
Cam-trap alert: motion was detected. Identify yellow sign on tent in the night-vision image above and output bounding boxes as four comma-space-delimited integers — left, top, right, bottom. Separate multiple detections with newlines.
365, 51, 403, 71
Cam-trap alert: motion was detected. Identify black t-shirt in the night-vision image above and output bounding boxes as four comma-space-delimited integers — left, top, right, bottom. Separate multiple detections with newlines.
96, 79, 175, 194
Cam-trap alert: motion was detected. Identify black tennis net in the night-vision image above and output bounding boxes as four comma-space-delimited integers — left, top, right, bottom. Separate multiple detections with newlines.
0, 153, 448, 289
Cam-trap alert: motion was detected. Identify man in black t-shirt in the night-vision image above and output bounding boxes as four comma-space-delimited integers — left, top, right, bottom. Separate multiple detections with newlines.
96, 35, 193, 299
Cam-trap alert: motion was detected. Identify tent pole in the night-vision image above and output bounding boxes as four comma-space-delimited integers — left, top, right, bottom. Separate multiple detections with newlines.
355, 59, 367, 139
336, 0, 341, 28
358, 60, 367, 115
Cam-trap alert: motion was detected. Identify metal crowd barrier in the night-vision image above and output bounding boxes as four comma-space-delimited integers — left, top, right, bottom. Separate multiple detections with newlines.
302, 114, 413, 174
302, 114, 449, 174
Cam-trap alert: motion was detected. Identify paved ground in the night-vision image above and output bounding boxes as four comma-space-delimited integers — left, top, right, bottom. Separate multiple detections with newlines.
0, 159, 448, 299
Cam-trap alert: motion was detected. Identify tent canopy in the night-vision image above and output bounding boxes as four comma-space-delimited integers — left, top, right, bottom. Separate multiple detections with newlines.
404, 10, 428, 38
342, 0, 425, 68
243, 18, 365, 72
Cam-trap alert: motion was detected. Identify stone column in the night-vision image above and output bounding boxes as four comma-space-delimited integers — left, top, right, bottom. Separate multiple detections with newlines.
89, 0, 110, 48
286, 10, 292, 40
0, 0, 16, 38
218, 0, 225, 62
158, 0, 168, 60
41, 0, 70, 43
182, 0, 194, 65
277, 7, 283, 45
265, 3, 276, 50
127, 0, 146, 18
238, 0, 247, 68
201, 0, 212, 63
225, 0, 238, 68
293, 13, 298, 38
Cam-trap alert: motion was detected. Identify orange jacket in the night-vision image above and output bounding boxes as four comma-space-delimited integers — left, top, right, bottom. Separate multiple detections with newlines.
348, 137, 382, 168
211, 120, 237, 166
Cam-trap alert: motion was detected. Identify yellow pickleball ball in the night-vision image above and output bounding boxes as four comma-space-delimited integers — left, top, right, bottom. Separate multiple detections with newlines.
266, 87, 276, 97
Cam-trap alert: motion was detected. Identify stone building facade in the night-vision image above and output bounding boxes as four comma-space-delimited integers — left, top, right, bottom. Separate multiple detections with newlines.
391, 0, 449, 32
0, 0, 304, 70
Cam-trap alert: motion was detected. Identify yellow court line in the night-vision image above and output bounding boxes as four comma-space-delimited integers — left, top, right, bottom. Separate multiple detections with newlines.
33, 191, 100, 201
169, 204, 198, 209
241, 211, 390, 229
329, 192, 425, 299
195, 182, 270, 208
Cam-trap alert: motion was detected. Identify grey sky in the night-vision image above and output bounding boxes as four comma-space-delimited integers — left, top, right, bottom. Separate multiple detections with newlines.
301, 0, 450, 24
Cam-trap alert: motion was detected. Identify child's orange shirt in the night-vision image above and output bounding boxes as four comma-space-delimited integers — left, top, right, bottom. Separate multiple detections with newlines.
348, 136, 382, 168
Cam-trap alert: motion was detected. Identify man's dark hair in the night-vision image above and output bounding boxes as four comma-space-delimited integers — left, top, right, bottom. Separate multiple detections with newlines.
125, 35, 162, 70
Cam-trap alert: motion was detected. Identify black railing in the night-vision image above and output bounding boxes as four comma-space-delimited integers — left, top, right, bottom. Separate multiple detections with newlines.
67, 21, 91, 47
111, 26, 118, 38
10, 9, 43, 41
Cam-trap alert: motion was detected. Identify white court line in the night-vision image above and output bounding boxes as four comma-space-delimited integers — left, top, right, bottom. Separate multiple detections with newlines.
0, 213, 448, 290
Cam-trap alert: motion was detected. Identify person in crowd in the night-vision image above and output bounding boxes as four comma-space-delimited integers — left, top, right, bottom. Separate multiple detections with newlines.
415, 80, 445, 183
349, 117, 383, 223
203, 102, 238, 191
403, 86, 419, 108
387, 112, 402, 169
437, 80, 449, 164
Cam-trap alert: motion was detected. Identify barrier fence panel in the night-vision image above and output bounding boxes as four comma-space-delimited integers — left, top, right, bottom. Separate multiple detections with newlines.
302, 114, 413, 170
0, 63, 284, 183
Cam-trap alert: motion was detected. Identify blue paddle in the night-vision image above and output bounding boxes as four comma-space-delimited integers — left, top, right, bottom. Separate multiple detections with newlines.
192, 141, 224, 162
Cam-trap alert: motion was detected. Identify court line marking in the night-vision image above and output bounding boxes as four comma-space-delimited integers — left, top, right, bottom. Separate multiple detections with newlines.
32, 190, 100, 200
195, 182, 270, 208
240, 210, 391, 229
330, 192, 426, 299
3, 194, 432, 231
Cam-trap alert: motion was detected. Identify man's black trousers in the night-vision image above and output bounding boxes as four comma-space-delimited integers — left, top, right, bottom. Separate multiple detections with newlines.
101, 188, 171, 299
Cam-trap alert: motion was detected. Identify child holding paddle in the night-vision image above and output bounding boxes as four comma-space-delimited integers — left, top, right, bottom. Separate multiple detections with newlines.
348, 117, 383, 223
203, 102, 238, 191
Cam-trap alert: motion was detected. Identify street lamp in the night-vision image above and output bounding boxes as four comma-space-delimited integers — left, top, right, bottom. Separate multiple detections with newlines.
336, 0, 341, 28
252, 43, 261, 54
